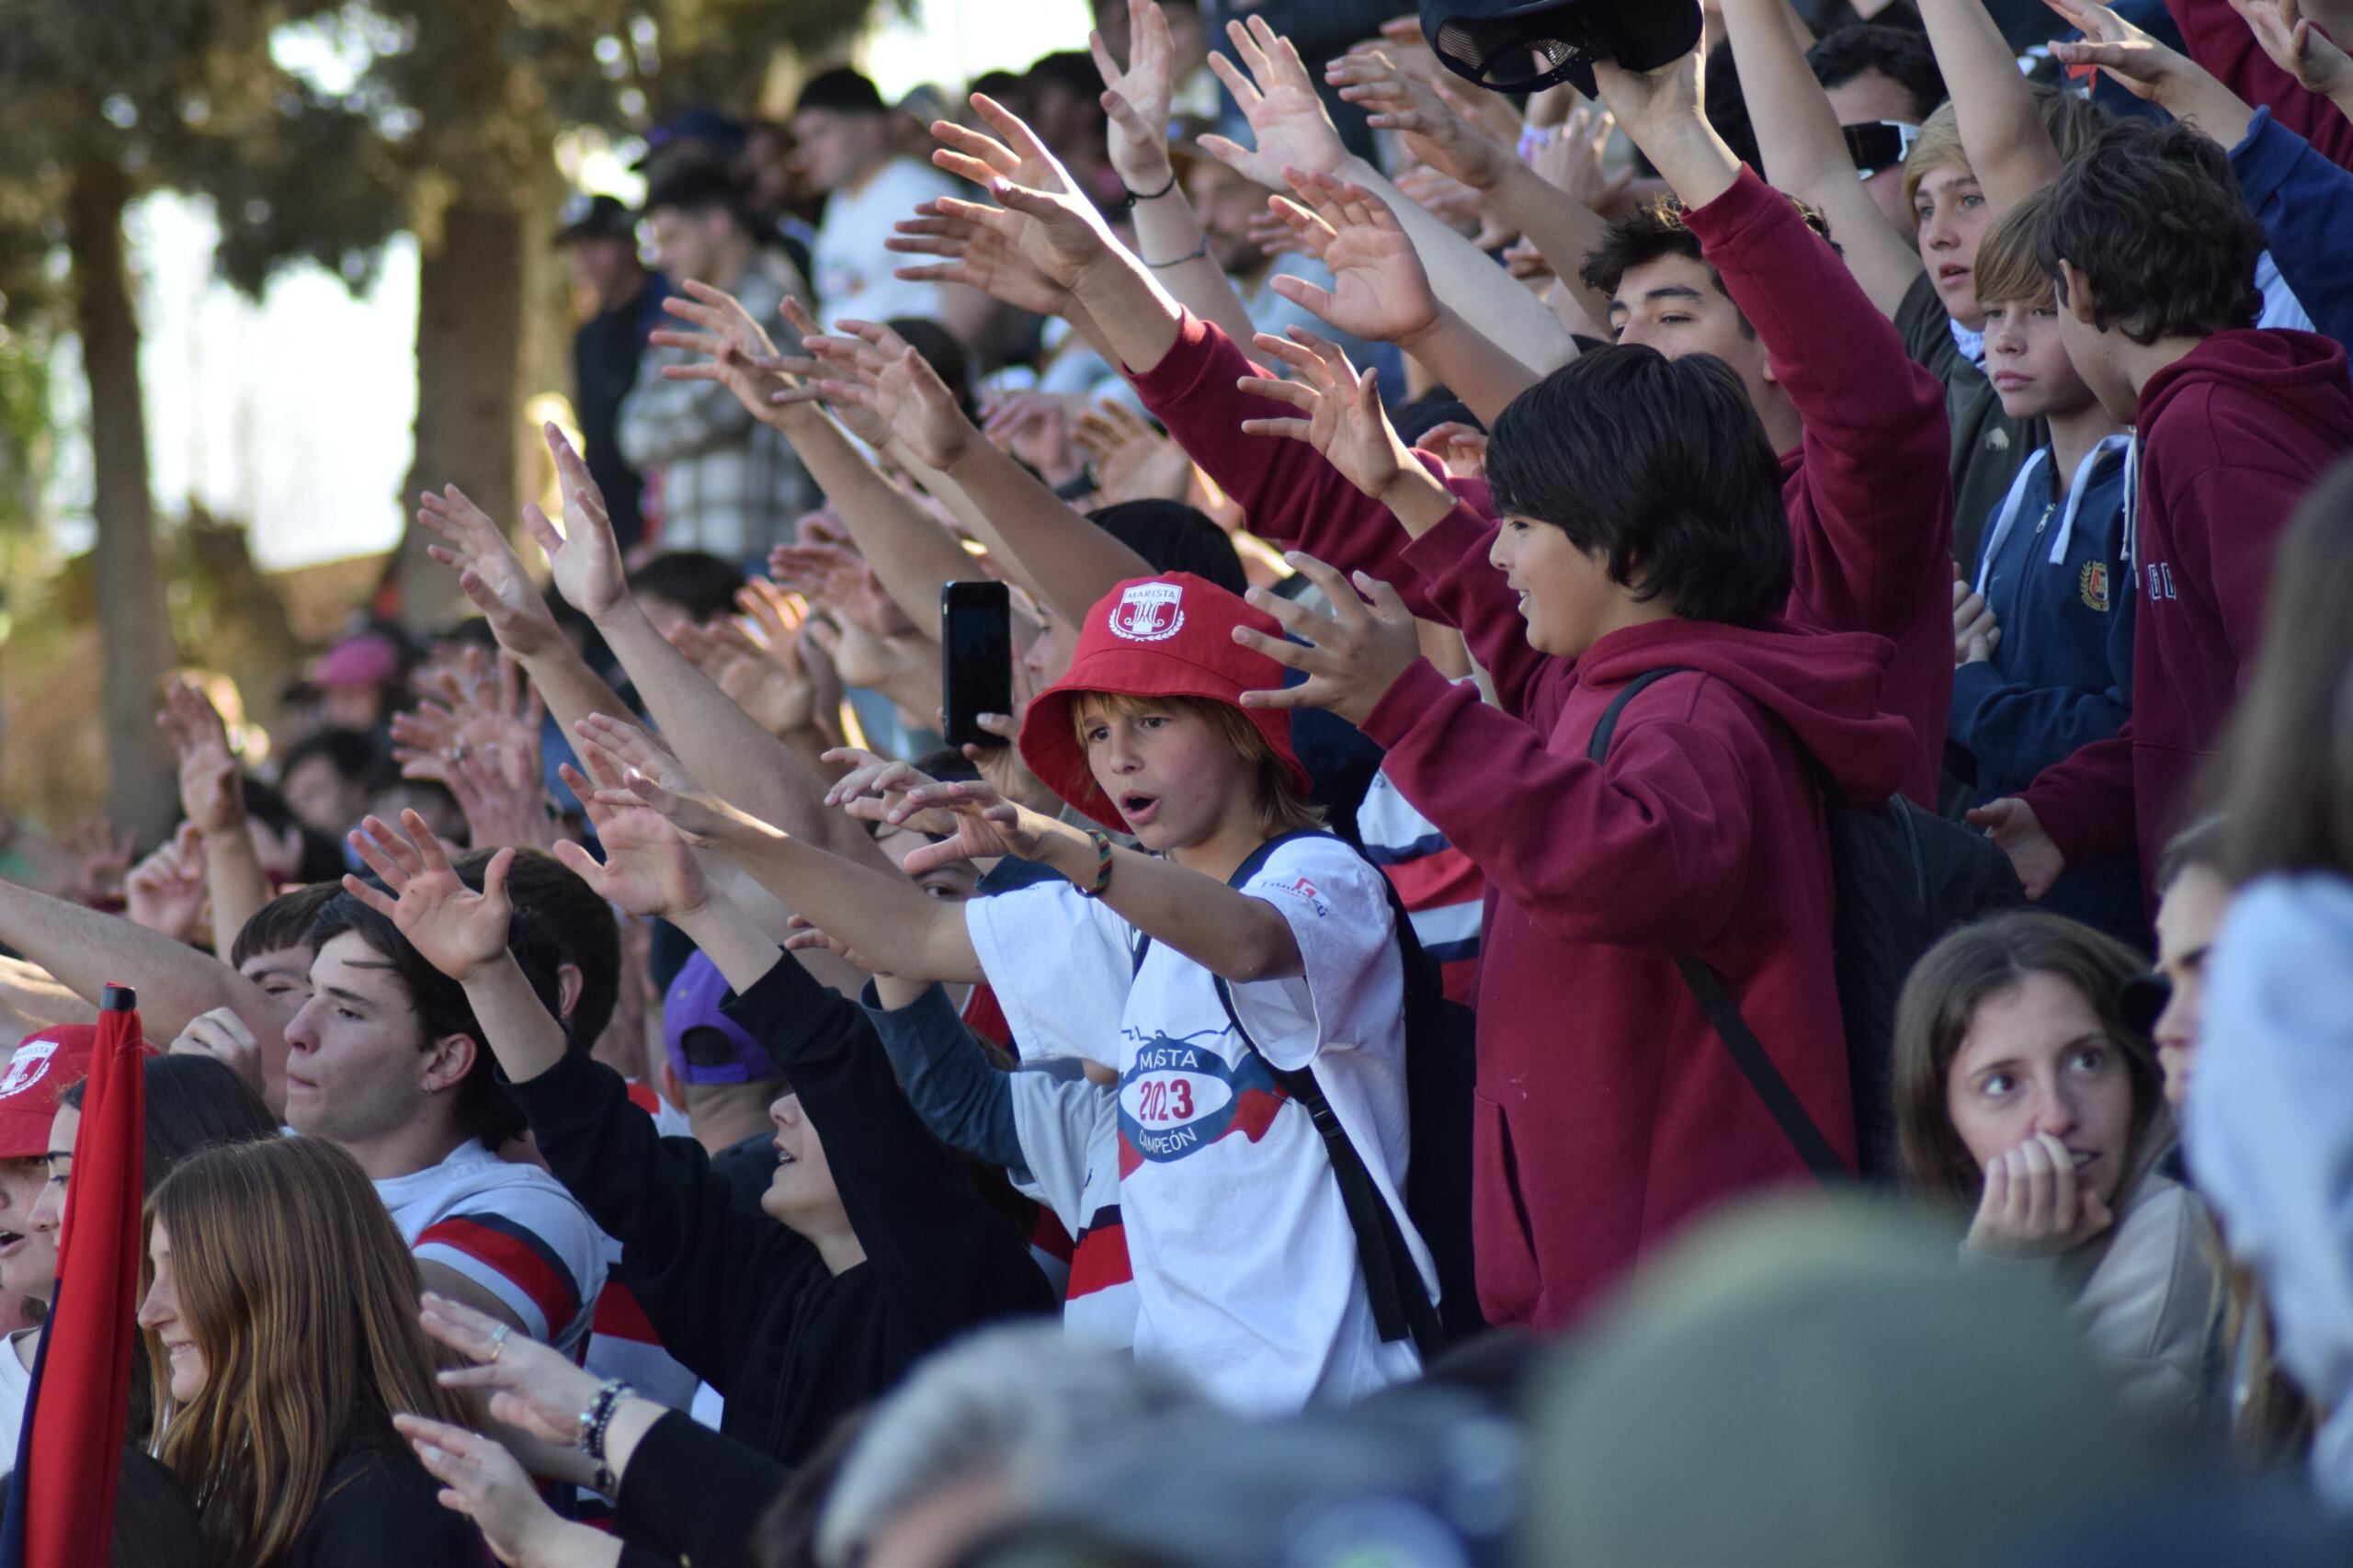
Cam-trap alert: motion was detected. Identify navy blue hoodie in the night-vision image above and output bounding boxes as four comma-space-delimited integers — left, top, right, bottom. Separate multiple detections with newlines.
1952, 437, 2143, 939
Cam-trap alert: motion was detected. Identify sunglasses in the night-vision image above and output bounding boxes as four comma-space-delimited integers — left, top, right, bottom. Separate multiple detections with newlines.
1844, 119, 1922, 180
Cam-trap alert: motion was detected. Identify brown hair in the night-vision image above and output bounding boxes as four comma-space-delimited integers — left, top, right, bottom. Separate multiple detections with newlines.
1071, 692, 1323, 838
2218, 460, 2353, 881
1893, 911, 2166, 1208
146, 1138, 472, 1568
1968, 190, 2054, 310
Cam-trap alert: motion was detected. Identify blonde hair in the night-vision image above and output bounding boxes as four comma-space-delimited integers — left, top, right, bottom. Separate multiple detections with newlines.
1968, 190, 2055, 309
1903, 87, 2115, 212
1902, 102, 1970, 212
147, 1138, 472, 1568
1071, 692, 1324, 837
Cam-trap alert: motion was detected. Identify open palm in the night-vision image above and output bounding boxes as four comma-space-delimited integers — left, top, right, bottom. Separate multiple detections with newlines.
418, 484, 563, 658
930, 97, 1114, 290
1094, 0, 1178, 187
345, 812, 516, 984
556, 795, 706, 921
1202, 17, 1349, 187
529, 424, 629, 620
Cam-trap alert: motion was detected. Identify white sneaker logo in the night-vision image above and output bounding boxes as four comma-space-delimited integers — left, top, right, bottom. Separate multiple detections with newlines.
1108, 582, 1185, 642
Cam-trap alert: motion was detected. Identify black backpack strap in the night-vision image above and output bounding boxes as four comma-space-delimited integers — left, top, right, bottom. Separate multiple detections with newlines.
1587, 666, 1850, 1187
1208, 973, 1448, 1362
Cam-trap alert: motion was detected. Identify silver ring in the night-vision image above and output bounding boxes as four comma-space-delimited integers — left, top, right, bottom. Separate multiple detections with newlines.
488, 1322, 509, 1362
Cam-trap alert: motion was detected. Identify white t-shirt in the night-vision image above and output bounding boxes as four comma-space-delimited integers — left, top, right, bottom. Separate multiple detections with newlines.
376, 1141, 608, 1357
968, 835, 1428, 1414
1006, 1068, 1135, 1353
0, 1328, 31, 1469
813, 157, 961, 324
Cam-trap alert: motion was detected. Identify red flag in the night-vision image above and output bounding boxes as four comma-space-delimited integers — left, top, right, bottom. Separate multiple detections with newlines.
11, 983, 144, 1567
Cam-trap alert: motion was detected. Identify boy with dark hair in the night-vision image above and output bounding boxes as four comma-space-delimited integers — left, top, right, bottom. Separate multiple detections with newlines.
1972, 117, 2353, 895
1236, 341, 1915, 1326
627, 550, 746, 642
1809, 24, 1950, 231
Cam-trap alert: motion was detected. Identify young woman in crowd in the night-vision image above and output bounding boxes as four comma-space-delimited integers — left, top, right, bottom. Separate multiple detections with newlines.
139, 1136, 484, 1567
1894, 910, 2221, 1422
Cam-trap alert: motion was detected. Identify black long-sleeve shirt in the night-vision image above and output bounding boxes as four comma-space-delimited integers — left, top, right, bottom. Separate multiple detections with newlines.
507, 948, 1054, 1465
611, 1412, 790, 1568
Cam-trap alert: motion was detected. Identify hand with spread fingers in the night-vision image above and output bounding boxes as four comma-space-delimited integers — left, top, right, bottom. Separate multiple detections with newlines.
443, 741, 557, 855
1263, 170, 1445, 351
551, 758, 711, 925
415, 483, 565, 660
775, 317, 974, 471
417, 1290, 598, 1449
1531, 103, 1635, 215
1199, 15, 1351, 188
529, 423, 631, 623
1233, 554, 1424, 728
157, 678, 246, 841
982, 391, 1088, 487
341, 812, 517, 985
926, 95, 1120, 291
1073, 401, 1192, 505
647, 278, 811, 430
395, 1413, 597, 1568
570, 712, 762, 850
1093, 0, 1182, 194
768, 540, 920, 641
1324, 49, 1514, 195
1237, 328, 1429, 514
887, 199, 1078, 320
888, 778, 1055, 875
674, 615, 817, 740
822, 749, 962, 838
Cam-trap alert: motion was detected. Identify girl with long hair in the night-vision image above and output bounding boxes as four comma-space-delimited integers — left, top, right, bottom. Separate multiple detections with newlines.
138, 1135, 483, 1568
1893, 910, 2222, 1423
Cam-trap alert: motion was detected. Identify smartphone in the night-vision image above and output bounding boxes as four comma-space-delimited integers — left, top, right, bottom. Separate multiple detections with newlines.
940, 581, 1014, 750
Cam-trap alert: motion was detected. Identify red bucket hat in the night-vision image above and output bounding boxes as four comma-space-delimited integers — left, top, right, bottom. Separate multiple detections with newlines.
1020, 574, 1311, 833
0, 1026, 105, 1161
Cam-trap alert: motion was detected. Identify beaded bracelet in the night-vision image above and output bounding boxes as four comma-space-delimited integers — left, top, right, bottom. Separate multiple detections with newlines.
580, 1378, 633, 1464
1072, 828, 1115, 898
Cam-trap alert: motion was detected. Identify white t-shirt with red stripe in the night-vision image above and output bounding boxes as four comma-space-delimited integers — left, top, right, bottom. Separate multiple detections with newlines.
1006, 1068, 1135, 1352
376, 1140, 607, 1356
1357, 766, 1484, 1006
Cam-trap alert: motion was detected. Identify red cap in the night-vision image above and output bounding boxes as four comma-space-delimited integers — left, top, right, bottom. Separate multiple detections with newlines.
1019, 574, 1308, 832
0, 1026, 103, 1160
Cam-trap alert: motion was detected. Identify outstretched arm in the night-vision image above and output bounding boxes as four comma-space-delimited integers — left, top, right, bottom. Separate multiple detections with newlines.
2052, 0, 2256, 144
156, 679, 275, 958
1918, 0, 2067, 205
529, 422, 891, 874
2227, 0, 2353, 132
1712, 0, 1926, 320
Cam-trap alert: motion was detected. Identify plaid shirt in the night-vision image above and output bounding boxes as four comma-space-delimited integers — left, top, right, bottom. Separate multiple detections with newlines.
617, 258, 814, 561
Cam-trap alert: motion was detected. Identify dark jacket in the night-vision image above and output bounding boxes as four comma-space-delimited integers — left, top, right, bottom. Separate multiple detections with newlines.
574, 277, 667, 554
507, 949, 1055, 1465
286, 1437, 484, 1567
2232, 107, 2353, 354
2025, 330, 2353, 883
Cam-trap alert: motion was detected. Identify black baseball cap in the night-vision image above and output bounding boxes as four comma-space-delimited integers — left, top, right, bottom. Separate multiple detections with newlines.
1422, 0, 1704, 96
555, 193, 635, 244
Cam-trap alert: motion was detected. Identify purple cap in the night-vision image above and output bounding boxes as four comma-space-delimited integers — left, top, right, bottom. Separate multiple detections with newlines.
662, 951, 776, 1085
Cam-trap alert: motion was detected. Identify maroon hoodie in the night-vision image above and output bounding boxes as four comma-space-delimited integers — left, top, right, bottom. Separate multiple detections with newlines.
2025, 329, 2353, 881
2169, 0, 2353, 170
1358, 501, 1915, 1327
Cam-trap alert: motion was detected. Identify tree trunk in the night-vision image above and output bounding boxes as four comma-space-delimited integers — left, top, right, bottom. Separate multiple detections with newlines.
68, 158, 176, 843
392, 199, 524, 631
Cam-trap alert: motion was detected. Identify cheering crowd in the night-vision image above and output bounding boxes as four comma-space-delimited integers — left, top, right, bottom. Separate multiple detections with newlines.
6, 0, 2353, 1562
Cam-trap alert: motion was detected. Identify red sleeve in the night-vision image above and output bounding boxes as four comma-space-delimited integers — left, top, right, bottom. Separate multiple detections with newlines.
1124, 310, 1479, 619
2023, 729, 2139, 867
1359, 663, 1751, 954
2168, 0, 2353, 169
1395, 502, 1568, 722
1681, 169, 1955, 639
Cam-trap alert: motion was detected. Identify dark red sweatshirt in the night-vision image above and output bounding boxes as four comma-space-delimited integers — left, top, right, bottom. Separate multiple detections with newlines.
1359, 502, 1915, 1327
2025, 329, 2353, 881
1125, 169, 1952, 807
2169, 0, 2353, 170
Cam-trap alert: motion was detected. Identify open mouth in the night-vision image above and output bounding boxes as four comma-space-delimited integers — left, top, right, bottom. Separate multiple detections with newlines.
1120, 794, 1161, 827
2067, 1148, 2097, 1170
772, 1142, 797, 1166
0, 1233, 22, 1259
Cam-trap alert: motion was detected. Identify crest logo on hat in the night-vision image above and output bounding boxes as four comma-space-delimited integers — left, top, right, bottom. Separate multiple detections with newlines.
1108, 582, 1185, 642
0, 1040, 57, 1100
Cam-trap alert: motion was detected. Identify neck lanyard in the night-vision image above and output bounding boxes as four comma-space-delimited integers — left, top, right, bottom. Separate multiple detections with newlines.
1974, 435, 2131, 596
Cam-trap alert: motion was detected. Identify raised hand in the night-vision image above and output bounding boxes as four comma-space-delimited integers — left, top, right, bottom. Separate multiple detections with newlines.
1964, 1131, 2115, 1257
927, 95, 1118, 291
527, 423, 630, 622
1324, 49, 1514, 194
649, 278, 803, 430
822, 748, 961, 836
416, 484, 563, 660
167, 1006, 267, 1099
1965, 798, 2065, 899
982, 391, 1088, 486
1074, 400, 1193, 505
125, 824, 209, 943
157, 678, 244, 840
442, 741, 556, 855
889, 778, 1051, 875
342, 811, 517, 984
672, 615, 816, 739
768, 540, 918, 640
1200, 16, 1350, 187
888, 199, 1077, 320
1233, 553, 1423, 728
1590, 46, 1713, 185
1530, 103, 1635, 216
59, 818, 137, 907
776, 317, 974, 471
1265, 170, 1443, 349
571, 712, 757, 848
1093, 0, 1180, 191
2229, 0, 2353, 98
551, 761, 709, 921
1238, 328, 1421, 506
